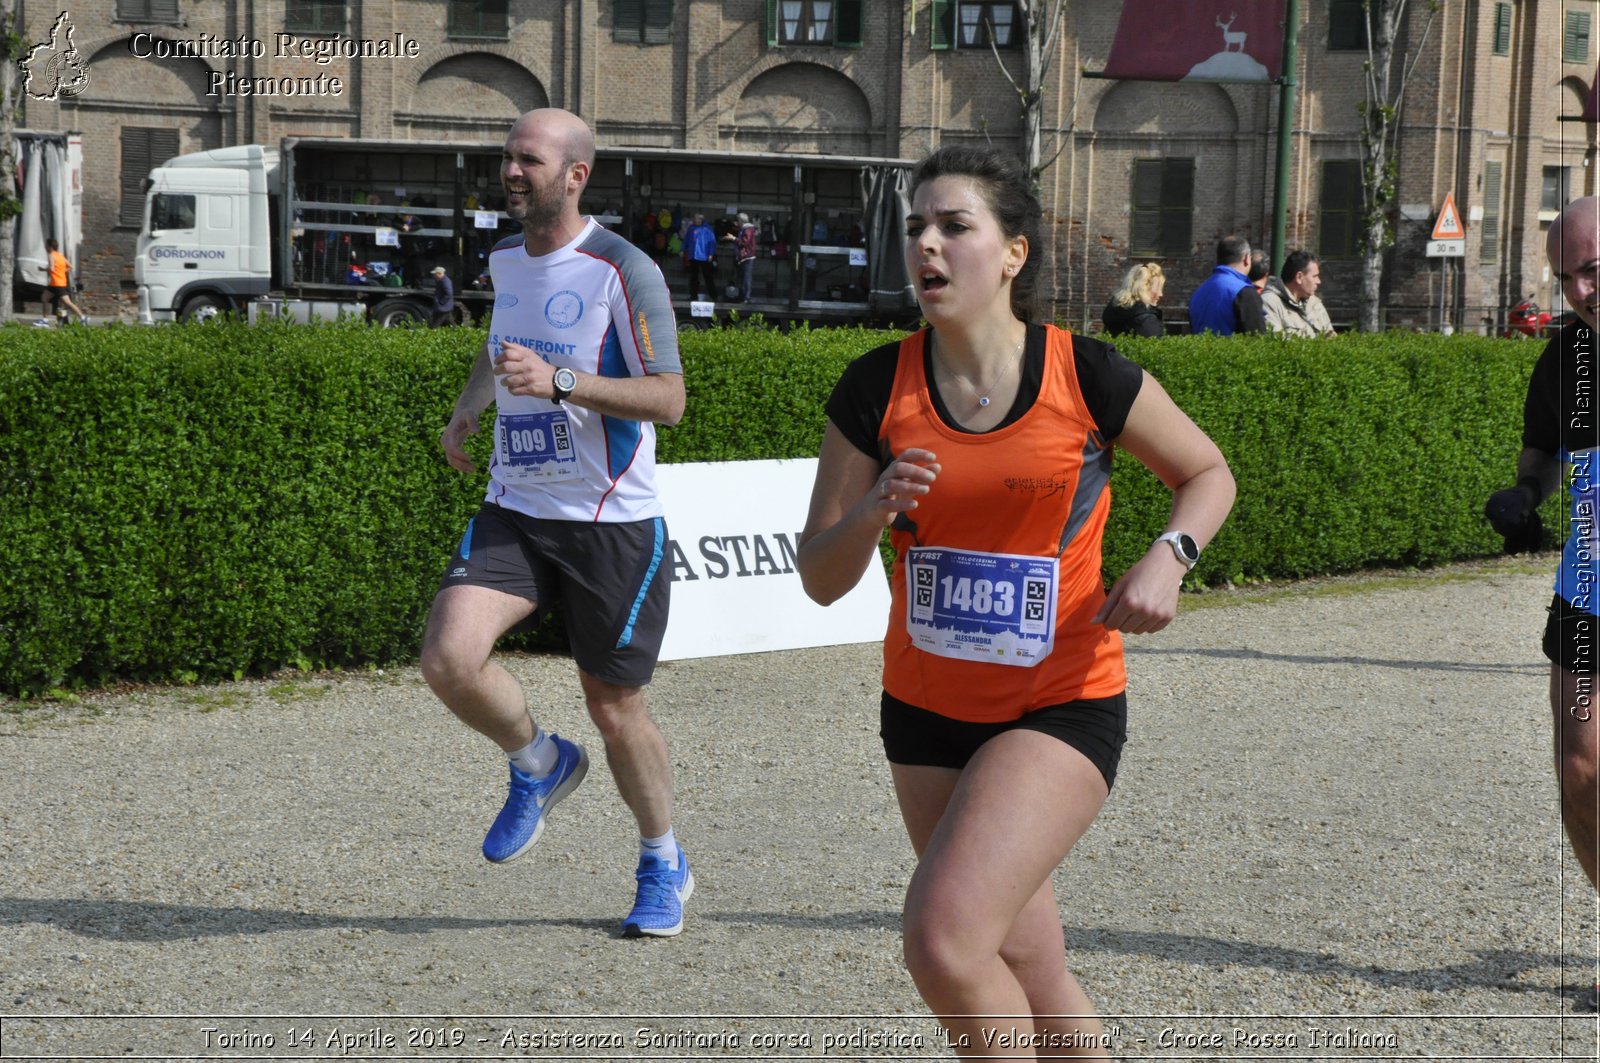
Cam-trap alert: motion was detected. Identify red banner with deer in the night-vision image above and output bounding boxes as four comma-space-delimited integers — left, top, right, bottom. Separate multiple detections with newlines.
1103, 0, 1286, 83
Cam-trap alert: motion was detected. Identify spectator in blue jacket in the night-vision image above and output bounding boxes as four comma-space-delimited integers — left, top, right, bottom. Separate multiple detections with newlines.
430, 266, 456, 327
685, 213, 718, 302
1187, 236, 1266, 336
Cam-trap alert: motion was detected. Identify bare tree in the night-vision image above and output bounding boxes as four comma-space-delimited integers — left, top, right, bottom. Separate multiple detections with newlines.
1356, 0, 1440, 332
983, 0, 1070, 182
0, 0, 20, 325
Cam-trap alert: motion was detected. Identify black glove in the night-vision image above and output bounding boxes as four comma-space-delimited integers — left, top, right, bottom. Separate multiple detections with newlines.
1485, 478, 1544, 553
1485, 480, 1538, 536
1502, 510, 1545, 554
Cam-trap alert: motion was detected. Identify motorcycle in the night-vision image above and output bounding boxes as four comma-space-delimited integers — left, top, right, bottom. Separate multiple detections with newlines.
1502, 297, 1577, 339
1503, 297, 1552, 338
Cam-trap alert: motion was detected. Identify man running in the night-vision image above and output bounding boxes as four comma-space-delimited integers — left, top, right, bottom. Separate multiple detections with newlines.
422, 108, 692, 937
1486, 196, 1600, 1006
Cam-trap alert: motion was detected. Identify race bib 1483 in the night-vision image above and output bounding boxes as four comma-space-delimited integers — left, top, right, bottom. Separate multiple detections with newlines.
906, 546, 1057, 667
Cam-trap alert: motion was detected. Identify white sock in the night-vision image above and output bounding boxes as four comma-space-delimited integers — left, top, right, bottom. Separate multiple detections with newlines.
641, 829, 678, 868
508, 728, 558, 777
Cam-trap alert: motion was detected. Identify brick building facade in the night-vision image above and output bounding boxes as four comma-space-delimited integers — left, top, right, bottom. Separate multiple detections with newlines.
19, 0, 1596, 331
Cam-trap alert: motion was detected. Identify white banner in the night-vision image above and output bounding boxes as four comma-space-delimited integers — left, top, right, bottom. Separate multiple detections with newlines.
656, 459, 891, 661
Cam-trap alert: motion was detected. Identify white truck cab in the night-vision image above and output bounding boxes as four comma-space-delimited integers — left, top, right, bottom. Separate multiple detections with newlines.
135, 145, 277, 323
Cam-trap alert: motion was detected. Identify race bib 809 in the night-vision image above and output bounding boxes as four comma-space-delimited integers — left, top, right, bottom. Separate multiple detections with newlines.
495, 409, 579, 482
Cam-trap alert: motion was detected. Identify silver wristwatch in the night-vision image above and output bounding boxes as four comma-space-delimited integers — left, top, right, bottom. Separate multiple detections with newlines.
551, 366, 577, 405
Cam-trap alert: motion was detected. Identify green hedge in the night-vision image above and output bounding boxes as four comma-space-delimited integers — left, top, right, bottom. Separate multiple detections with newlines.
1102, 332, 1554, 583
0, 322, 478, 695
0, 321, 1552, 696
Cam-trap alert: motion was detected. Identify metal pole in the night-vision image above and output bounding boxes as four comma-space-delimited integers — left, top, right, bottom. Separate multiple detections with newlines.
1438, 259, 1445, 333
1271, 0, 1301, 270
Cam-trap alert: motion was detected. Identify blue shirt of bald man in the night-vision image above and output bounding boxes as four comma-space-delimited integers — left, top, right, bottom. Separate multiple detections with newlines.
1188, 235, 1267, 336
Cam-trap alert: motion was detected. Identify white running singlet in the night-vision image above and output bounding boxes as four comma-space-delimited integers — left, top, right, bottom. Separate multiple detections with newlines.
485, 218, 682, 522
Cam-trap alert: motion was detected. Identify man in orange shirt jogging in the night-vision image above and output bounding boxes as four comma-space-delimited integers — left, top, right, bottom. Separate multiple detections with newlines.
37, 238, 87, 326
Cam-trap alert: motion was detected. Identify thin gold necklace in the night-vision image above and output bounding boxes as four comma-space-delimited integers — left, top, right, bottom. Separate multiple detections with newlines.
937, 331, 1025, 409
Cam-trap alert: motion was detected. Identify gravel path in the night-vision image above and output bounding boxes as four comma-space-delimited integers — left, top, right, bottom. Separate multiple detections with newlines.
2, 559, 1597, 1061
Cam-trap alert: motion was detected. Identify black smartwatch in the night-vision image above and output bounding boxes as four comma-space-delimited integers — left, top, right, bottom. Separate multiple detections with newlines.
1156, 531, 1200, 570
551, 367, 577, 405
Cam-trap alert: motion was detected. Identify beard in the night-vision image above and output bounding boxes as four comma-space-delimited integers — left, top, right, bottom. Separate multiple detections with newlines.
505, 170, 567, 230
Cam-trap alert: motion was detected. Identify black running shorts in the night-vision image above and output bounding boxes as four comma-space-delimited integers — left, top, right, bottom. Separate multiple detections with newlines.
880, 690, 1128, 791
1544, 593, 1598, 677
440, 501, 671, 686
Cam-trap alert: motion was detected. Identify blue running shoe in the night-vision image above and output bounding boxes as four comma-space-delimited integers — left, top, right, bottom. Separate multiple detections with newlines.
481, 736, 588, 863
622, 846, 694, 938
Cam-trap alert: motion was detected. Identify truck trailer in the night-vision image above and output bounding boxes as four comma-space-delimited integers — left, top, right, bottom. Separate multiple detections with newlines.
11, 130, 83, 314
135, 136, 915, 327
136, 138, 499, 326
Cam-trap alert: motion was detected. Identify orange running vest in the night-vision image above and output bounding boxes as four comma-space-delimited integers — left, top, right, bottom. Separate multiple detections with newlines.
880, 326, 1126, 721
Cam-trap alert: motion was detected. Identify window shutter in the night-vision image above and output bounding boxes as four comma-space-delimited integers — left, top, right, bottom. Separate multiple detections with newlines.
930, 0, 953, 50
1480, 160, 1502, 263
154, 129, 179, 164
1129, 159, 1163, 255
1161, 158, 1194, 255
1492, 2, 1511, 54
1316, 160, 1360, 258
121, 128, 179, 227
615, 0, 642, 42
491, 0, 511, 36
1163, 158, 1194, 209
766, 0, 780, 45
1328, 0, 1367, 51
115, 0, 172, 18
1131, 159, 1162, 206
120, 0, 183, 20
1566, 10, 1592, 63
643, 0, 672, 44
285, 0, 346, 33
836, 0, 864, 46
120, 135, 151, 227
